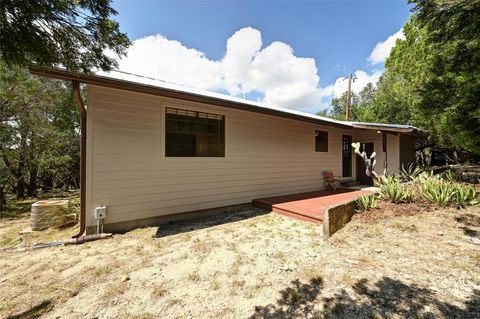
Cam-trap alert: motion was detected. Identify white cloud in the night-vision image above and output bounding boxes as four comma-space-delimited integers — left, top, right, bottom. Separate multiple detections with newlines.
114, 35, 222, 90
110, 27, 331, 111
221, 27, 262, 95
332, 70, 382, 98
368, 29, 405, 65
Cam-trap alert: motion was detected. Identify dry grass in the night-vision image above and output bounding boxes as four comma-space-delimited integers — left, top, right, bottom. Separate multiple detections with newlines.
0, 205, 479, 318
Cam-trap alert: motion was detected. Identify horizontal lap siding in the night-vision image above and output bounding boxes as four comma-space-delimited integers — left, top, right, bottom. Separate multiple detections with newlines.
86, 85, 352, 226
387, 134, 400, 174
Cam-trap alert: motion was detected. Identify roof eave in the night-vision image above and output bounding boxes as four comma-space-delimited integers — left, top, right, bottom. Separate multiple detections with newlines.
29, 66, 352, 129
350, 123, 426, 137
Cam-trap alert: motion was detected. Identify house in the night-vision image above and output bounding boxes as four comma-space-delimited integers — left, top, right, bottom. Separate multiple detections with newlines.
30, 67, 423, 235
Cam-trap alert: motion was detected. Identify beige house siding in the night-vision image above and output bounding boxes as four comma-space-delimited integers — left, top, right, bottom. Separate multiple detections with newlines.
387, 134, 400, 174
85, 85, 399, 229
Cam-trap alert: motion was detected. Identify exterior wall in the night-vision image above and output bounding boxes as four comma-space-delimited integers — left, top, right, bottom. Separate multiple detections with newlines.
387, 134, 400, 174
85, 85, 389, 230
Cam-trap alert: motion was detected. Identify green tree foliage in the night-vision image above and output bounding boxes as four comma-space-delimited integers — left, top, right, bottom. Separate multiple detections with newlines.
330, 91, 359, 120
369, 20, 430, 126
0, 0, 130, 72
372, 0, 480, 154
0, 62, 80, 200
412, 0, 480, 154
321, 84, 376, 122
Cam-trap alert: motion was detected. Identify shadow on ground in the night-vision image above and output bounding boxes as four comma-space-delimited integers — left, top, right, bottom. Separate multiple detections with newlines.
456, 213, 480, 238
7, 300, 53, 319
155, 208, 268, 238
250, 277, 324, 318
249, 277, 480, 319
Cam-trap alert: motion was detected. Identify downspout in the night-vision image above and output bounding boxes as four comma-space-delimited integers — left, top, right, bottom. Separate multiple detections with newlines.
72, 81, 86, 238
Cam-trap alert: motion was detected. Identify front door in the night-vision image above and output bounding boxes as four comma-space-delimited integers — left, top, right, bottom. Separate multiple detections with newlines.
342, 135, 352, 178
356, 142, 374, 186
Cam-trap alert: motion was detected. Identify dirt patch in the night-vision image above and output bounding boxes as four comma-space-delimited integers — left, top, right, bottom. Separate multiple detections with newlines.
352, 201, 438, 224
0, 206, 479, 318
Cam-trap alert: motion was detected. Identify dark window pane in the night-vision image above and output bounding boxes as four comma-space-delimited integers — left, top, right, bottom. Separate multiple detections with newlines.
382, 133, 387, 152
315, 130, 328, 152
165, 133, 196, 156
166, 107, 225, 157
342, 135, 352, 177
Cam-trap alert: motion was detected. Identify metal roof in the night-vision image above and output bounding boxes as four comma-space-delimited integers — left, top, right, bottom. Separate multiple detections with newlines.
29, 66, 423, 135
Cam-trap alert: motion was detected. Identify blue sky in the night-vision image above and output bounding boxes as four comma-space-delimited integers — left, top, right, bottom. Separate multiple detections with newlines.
110, 1, 412, 113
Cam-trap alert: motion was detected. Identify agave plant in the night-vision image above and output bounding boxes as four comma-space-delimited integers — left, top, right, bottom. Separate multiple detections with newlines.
403, 188, 416, 203
379, 176, 408, 203
453, 184, 479, 208
419, 177, 456, 206
443, 170, 458, 182
355, 194, 378, 212
398, 163, 423, 182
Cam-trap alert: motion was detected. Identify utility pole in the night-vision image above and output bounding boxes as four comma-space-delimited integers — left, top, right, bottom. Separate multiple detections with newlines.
345, 73, 352, 121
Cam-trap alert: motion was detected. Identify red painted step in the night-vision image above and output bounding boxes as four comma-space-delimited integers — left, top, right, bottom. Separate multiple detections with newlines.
253, 188, 374, 224
272, 207, 323, 224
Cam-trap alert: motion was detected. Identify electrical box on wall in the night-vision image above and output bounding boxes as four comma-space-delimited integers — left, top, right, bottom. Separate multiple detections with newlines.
94, 206, 107, 219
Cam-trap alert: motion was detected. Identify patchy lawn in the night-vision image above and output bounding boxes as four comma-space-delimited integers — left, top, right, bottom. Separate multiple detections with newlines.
0, 204, 479, 318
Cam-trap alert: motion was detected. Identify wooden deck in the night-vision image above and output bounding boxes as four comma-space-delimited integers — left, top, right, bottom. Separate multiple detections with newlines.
252, 188, 375, 224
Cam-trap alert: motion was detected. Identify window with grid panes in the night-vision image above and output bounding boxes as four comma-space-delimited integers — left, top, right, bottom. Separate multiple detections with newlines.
165, 107, 225, 157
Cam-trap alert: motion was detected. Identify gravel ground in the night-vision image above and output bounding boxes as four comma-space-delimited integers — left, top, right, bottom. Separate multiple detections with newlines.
0, 204, 479, 319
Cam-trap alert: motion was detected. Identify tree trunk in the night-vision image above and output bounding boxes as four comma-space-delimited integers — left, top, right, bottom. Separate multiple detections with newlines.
0, 187, 5, 212
41, 173, 54, 191
16, 178, 25, 198
27, 168, 37, 197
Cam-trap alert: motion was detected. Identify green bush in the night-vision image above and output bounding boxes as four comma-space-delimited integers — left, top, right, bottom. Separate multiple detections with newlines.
403, 188, 416, 203
355, 194, 378, 212
379, 176, 409, 203
398, 163, 423, 182
374, 170, 479, 208
443, 170, 458, 182
453, 184, 479, 208
418, 176, 479, 207
419, 177, 455, 206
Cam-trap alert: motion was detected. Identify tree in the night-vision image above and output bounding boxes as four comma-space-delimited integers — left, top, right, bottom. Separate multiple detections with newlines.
316, 108, 329, 117
0, 62, 79, 199
371, 1, 480, 154
330, 91, 358, 120
410, 0, 480, 154
0, 0, 130, 72
0, 159, 9, 212
326, 84, 376, 122
355, 83, 377, 122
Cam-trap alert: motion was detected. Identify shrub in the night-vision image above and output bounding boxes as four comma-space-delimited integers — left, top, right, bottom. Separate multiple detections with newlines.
398, 163, 423, 182
379, 176, 408, 203
417, 175, 479, 207
419, 177, 455, 206
355, 194, 378, 212
443, 170, 459, 182
453, 184, 479, 208
403, 188, 416, 203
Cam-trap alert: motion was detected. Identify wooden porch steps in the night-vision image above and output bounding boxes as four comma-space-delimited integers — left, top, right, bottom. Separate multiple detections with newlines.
271, 206, 323, 224
252, 188, 373, 225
